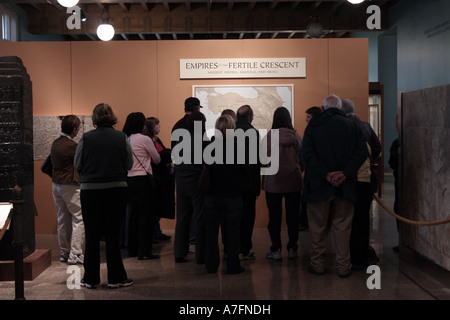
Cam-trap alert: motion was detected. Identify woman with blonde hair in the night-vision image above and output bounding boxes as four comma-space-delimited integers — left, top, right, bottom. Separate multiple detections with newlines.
203, 114, 246, 274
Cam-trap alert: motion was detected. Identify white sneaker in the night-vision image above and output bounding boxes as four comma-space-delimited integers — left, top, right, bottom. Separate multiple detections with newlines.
266, 250, 282, 260
239, 252, 256, 260
68, 253, 84, 265
107, 279, 133, 289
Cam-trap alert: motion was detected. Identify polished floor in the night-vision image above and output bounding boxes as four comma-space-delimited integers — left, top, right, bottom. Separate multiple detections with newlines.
0, 174, 449, 304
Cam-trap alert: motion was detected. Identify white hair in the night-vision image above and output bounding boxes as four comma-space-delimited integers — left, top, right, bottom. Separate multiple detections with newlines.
341, 99, 355, 114
322, 94, 342, 110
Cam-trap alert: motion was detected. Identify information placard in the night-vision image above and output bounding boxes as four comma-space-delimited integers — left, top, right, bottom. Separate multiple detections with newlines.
180, 58, 306, 79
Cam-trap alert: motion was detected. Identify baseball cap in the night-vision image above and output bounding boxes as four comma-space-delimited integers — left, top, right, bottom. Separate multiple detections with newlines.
184, 97, 203, 112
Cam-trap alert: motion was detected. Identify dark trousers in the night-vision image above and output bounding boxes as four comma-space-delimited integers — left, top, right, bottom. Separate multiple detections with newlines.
127, 175, 156, 257
299, 196, 309, 228
204, 195, 243, 273
239, 192, 257, 255
265, 191, 301, 252
350, 181, 373, 266
174, 175, 205, 262
80, 187, 128, 285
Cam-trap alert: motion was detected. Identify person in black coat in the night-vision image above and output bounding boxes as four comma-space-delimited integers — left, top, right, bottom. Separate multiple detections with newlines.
389, 113, 400, 252
235, 105, 261, 260
171, 100, 207, 264
342, 98, 382, 190
302, 95, 368, 278
204, 115, 246, 274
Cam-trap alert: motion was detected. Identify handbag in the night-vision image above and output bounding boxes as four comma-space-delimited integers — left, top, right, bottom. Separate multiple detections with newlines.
132, 151, 156, 190
41, 154, 53, 178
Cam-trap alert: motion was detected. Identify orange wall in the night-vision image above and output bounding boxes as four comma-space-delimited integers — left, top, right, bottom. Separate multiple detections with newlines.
0, 38, 368, 234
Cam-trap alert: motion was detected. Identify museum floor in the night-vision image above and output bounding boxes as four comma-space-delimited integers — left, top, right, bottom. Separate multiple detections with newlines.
0, 174, 449, 306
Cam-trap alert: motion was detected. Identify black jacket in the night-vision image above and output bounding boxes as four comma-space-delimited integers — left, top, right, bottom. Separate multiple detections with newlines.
302, 108, 368, 203
206, 135, 246, 197
235, 119, 261, 196
78, 126, 130, 184
361, 122, 381, 161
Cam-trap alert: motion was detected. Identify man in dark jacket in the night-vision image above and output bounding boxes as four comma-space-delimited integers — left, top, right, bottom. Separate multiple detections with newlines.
302, 94, 368, 278
342, 98, 381, 161
235, 105, 261, 260
171, 97, 206, 264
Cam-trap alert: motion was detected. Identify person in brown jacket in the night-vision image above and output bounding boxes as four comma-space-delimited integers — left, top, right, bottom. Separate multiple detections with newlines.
50, 115, 85, 265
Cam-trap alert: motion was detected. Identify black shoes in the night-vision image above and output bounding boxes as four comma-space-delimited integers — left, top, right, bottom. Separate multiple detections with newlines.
138, 254, 160, 260
308, 266, 326, 275
158, 233, 172, 241
107, 279, 134, 289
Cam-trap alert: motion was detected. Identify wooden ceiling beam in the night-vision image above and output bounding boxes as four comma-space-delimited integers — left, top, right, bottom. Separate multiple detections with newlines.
119, 3, 131, 12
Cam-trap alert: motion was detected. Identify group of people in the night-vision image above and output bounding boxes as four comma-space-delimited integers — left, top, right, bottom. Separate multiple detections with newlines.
49, 93, 383, 289
170, 98, 261, 274
49, 104, 174, 289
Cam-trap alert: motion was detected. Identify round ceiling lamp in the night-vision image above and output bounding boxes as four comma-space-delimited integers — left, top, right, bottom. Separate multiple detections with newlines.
306, 16, 324, 39
347, 0, 365, 4
306, 21, 324, 38
57, 0, 79, 7
97, 23, 115, 41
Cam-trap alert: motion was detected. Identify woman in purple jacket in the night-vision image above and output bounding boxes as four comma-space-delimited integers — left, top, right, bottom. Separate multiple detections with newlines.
263, 107, 304, 260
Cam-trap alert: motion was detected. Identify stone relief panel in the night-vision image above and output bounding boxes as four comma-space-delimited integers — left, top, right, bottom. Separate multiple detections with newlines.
401, 84, 450, 271
33, 115, 94, 160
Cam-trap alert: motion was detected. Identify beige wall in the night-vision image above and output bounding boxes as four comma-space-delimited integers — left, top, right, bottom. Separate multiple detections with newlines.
0, 38, 368, 234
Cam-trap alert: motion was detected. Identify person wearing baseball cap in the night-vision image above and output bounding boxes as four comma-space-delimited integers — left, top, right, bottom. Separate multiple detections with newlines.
171, 97, 206, 264
184, 97, 203, 112
171, 97, 202, 149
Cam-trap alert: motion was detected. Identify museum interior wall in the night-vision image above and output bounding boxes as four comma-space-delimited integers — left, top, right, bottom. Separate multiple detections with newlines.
0, 38, 368, 234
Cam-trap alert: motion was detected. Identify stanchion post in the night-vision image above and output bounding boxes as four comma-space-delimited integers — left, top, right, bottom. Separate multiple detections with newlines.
10, 185, 25, 300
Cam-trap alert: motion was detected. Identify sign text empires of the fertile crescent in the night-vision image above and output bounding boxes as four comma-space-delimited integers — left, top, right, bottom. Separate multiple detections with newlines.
180, 58, 306, 79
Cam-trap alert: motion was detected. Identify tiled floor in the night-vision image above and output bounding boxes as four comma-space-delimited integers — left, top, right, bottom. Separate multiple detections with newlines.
0, 174, 449, 304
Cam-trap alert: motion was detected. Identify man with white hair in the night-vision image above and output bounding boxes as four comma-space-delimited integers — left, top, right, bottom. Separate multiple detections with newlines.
302, 94, 368, 278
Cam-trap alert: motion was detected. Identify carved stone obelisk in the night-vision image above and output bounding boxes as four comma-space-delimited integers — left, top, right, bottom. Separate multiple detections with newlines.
0, 56, 35, 259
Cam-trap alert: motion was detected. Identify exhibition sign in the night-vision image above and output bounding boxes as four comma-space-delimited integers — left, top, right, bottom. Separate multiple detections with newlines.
180, 58, 306, 79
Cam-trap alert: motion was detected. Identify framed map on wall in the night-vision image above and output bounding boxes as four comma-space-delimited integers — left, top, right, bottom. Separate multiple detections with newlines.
193, 84, 294, 137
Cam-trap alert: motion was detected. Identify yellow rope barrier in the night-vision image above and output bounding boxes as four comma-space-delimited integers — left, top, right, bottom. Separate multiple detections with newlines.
373, 195, 450, 226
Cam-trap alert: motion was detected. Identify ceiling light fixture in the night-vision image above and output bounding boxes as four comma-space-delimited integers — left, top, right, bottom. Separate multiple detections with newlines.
97, 8, 114, 41
306, 16, 324, 39
347, 0, 365, 4
97, 24, 114, 41
57, 0, 79, 7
